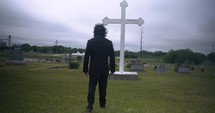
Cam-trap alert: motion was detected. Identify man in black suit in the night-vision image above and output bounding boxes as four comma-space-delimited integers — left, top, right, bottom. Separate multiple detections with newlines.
83, 24, 115, 113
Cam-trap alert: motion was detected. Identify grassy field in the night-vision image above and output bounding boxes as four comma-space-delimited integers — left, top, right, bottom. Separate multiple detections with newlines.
0, 61, 215, 113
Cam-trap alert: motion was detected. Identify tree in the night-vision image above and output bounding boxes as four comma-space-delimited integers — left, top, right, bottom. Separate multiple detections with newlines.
21, 43, 31, 52
39, 46, 52, 53
125, 50, 138, 58
193, 53, 206, 65
114, 51, 120, 57
154, 51, 166, 57
32, 45, 39, 52
163, 49, 205, 65
207, 52, 215, 62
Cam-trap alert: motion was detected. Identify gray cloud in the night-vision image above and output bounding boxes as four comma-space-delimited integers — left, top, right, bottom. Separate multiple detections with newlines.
0, 0, 84, 47
0, 0, 214, 54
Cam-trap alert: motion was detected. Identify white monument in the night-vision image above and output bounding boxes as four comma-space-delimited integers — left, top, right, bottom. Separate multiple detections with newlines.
102, 0, 144, 77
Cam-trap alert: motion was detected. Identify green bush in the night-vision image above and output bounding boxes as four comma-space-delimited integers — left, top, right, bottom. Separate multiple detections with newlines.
126, 63, 131, 68
70, 62, 80, 69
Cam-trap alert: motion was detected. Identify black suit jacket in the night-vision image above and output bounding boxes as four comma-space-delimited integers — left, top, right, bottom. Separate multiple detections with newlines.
83, 36, 115, 75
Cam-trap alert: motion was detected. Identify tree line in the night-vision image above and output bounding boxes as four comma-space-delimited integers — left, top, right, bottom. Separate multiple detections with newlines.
120, 49, 214, 64
0, 43, 85, 53
163, 49, 214, 65
1, 43, 214, 64
114, 50, 166, 59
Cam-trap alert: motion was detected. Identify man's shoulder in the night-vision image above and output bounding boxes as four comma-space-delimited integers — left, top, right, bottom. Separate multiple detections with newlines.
104, 38, 112, 42
88, 37, 94, 41
87, 38, 95, 43
89, 37, 112, 43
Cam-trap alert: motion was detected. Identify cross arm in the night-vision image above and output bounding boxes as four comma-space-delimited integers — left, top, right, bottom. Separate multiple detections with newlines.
102, 17, 144, 26
102, 17, 121, 25
125, 18, 144, 26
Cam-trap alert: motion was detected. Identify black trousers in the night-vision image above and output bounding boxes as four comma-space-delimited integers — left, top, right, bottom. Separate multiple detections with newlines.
87, 74, 108, 110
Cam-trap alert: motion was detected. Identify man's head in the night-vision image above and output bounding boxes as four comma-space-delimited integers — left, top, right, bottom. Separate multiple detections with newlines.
93, 24, 108, 37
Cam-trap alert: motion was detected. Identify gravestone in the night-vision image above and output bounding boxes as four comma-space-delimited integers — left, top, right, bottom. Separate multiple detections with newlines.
130, 65, 144, 72
60, 54, 68, 64
156, 65, 167, 73
129, 59, 144, 72
103, 0, 144, 80
5, 50, 27, 65
201, 66, 205, 72
77, 56, 82, 62
177, 66, 190, 74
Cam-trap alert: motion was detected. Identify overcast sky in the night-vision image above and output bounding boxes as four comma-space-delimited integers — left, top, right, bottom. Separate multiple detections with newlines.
0, 0, 214, 54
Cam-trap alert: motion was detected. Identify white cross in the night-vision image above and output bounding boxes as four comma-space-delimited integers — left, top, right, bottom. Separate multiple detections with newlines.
102, 0, 144, 73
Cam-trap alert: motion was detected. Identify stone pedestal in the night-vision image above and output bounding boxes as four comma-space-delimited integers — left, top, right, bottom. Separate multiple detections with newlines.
108, 71, 138, 80
5, 50, 27, 65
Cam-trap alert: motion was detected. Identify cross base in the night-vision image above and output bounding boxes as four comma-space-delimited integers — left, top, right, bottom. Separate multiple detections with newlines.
108, 71, 138, 80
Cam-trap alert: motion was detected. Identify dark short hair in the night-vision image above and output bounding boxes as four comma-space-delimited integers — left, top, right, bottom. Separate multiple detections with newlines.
93, 24, 108, 37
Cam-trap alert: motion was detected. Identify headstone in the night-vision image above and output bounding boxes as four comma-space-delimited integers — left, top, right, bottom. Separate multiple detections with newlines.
129, 59, 144, 72
201, 66, 205, 72
177, 66, 190, 74
77, 56, 82, 62
5, 50, 27, 65
130, 65, 144, 72
60, 54, 68, 64
68, 52, 71, 69
156, 65, 167, 73
9, 50, 24, 61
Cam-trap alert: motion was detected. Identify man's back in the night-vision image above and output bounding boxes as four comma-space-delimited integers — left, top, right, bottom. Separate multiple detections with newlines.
88, 36, 111, 62
83, 36, 115, 75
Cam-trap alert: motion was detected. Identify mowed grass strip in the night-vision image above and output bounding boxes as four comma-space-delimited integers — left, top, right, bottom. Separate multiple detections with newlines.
0, 62, 215, 113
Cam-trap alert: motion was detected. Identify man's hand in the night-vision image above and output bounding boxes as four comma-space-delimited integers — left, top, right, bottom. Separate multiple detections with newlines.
110, 72, 115, 75
84, 72, 89, 77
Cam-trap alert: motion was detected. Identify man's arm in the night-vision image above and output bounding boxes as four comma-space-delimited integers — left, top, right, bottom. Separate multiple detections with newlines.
109, 41, 115, 74
83, 41, 90, 74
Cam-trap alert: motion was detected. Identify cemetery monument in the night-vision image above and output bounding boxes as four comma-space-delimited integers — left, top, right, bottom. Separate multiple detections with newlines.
129, 59, 144, 72
102, 0, 144, 80
177, 66, 191, 74
156, 64, 167, 73
5, 50, 27, 65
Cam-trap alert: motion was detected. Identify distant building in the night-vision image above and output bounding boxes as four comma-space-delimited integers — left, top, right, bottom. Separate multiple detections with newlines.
0, 40, 6, 47
72, 51, 85, 56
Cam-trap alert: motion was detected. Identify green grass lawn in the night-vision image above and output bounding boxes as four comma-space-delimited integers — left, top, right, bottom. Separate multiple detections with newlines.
0, 62, 215, 113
